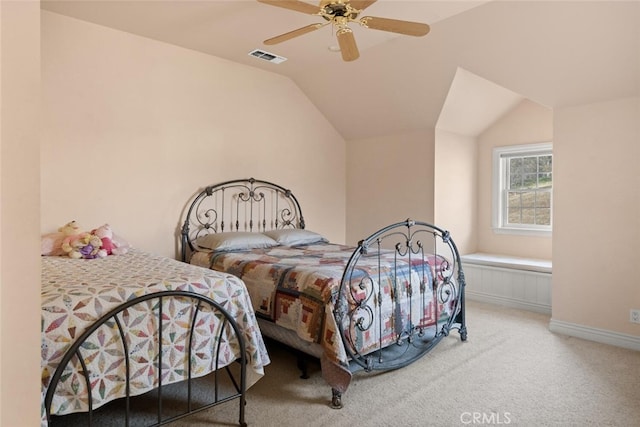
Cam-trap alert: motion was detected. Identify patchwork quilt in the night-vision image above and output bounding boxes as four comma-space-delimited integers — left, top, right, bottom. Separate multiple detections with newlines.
190, 242, 457, 392
41, 248, 269, 426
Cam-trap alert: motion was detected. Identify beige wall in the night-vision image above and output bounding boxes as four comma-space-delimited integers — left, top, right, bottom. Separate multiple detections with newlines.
346, 129, 435, 245
553, 97, 640, 335
4, 6, 636, 424
434, 129, 477, 255
41, 11, 346, 258
0, 1, 42, 425
476, 99, 554, 259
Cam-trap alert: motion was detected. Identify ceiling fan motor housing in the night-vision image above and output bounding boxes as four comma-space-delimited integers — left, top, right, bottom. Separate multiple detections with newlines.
320, 1, 360, 21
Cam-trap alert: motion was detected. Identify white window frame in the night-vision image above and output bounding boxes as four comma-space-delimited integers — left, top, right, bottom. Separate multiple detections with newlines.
492, 142, 553, 236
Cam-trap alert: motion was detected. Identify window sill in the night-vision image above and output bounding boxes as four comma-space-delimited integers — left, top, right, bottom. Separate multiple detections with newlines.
492, 227, 552, 237
461, 252, 552, 274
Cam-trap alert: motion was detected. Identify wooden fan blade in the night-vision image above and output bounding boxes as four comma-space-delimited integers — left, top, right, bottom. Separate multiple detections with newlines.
264, 23, 326, 45
349, 0, 377, 11
257, 0, 320, 15
336, 28, 359, 62
360, 16, 430, 37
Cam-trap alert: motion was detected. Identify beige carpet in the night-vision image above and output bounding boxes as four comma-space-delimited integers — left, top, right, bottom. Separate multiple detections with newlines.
56, 301, 640, 426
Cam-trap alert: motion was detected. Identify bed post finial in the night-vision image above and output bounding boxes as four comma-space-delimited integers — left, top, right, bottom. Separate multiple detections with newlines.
358, 239, 368, 255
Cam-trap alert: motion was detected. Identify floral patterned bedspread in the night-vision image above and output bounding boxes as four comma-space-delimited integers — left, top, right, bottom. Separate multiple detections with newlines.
41, 248, 269, 425
190, 242, 457, 392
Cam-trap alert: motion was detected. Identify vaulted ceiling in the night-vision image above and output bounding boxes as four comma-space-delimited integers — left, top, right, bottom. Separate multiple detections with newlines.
41, 1, 640, 140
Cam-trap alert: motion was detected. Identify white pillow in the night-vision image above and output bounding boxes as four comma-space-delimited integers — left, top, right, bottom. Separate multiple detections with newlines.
195, 232, 278, 251
263, 229, 328, 246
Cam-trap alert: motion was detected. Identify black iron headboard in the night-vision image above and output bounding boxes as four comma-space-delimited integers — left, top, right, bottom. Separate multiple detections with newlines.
181, 178, 305, 261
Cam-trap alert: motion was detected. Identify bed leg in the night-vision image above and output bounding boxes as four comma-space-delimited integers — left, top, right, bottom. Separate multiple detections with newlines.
296, 352, 310, 379
239, 397, 247, 427
330, 388, 343, 409
459, 325, 468, 341
454, 294, 467, 341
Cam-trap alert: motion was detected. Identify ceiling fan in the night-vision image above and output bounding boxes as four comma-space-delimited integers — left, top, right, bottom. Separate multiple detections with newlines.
257, 0, 430, 62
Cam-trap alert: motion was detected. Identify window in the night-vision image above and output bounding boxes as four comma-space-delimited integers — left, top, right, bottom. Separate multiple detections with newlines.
492, 143, 552, 234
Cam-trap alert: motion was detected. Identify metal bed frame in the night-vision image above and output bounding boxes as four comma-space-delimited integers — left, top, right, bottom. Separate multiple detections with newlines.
180, 178, 467, 408
181, 177, 305, 260
44, 291, 248, 427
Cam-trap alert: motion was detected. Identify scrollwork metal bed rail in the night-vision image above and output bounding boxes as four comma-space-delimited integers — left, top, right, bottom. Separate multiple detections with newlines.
335, 219, 467, 373
44, 291, 248, 427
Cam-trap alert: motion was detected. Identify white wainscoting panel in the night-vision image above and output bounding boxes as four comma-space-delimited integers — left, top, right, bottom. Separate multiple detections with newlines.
462, 258, 552, 315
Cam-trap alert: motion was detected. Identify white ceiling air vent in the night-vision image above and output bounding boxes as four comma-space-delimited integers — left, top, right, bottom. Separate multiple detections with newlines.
248, 49, 287, 64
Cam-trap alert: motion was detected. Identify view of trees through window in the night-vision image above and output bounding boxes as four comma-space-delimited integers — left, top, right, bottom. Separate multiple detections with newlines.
506, 154, 552, 226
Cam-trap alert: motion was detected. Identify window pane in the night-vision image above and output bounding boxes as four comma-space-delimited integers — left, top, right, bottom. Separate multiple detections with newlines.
536, 208, 551, 225
508, 192, 521, 207
522, 173, 537, 188
536, 191, 551, 208
508, 207, 521, 223
509, 158, 522, 173
521, 191, 536, 207
509, 173, 523, 189
523, 157, 537, 174
539, 155, 552, 173
538, 173, 552, 189
538, 172, 553, 188
521, 208, 536, 224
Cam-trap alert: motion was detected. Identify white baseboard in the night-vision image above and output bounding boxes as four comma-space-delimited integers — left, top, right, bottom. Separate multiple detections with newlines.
466, 290, 551, 315
460, 255, 639, 352
549, 318, 640, 351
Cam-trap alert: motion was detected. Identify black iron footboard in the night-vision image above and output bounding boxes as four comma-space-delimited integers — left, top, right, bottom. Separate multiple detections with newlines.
44, 291, 248, 427
331, 219, 467, 407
